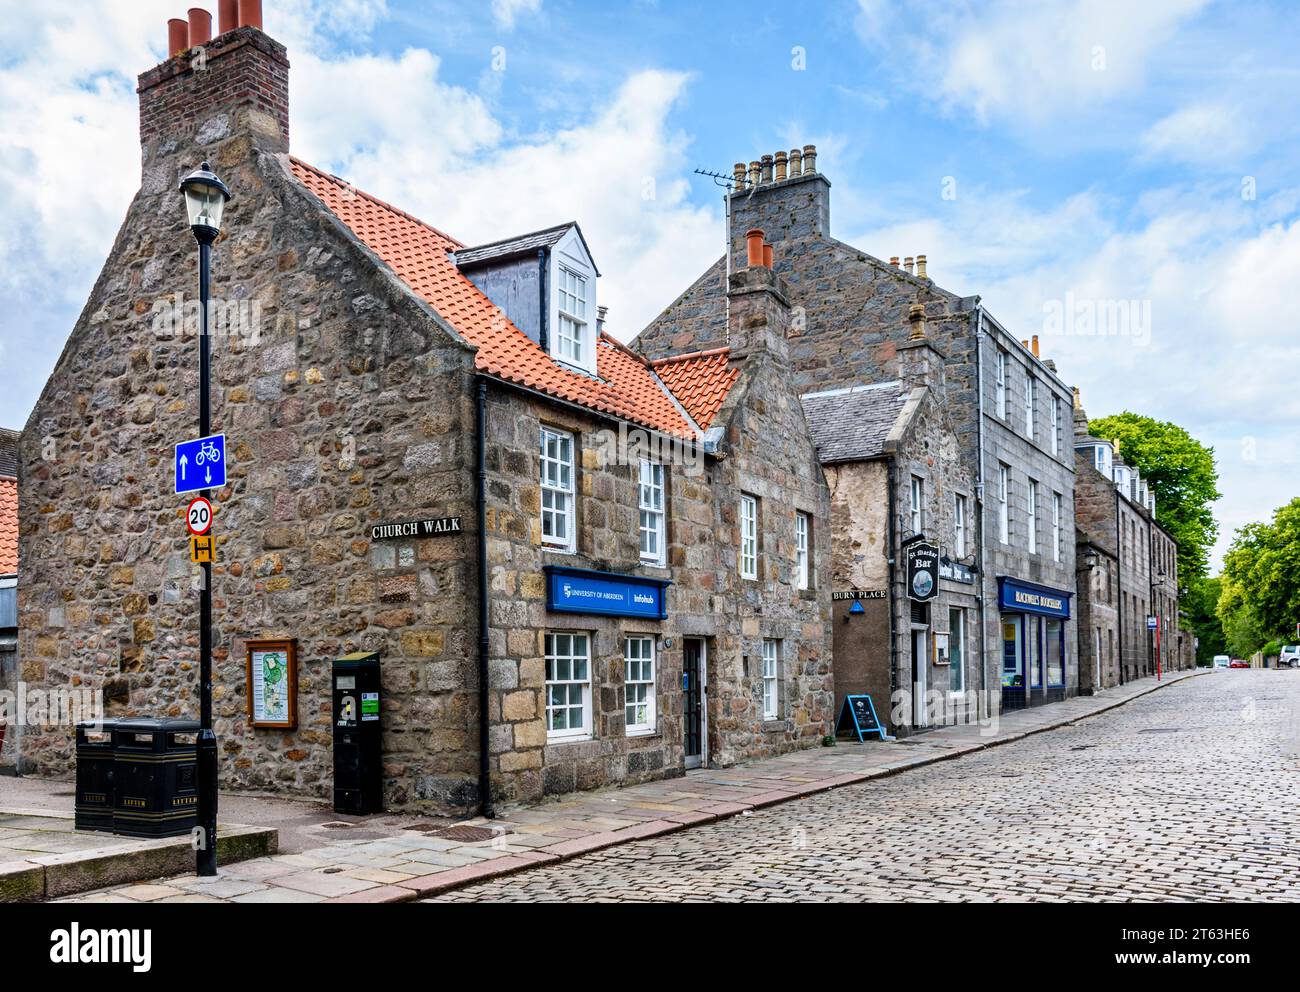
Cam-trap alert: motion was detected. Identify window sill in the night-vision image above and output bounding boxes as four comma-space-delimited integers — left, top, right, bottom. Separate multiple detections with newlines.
626, 729, 658, 739
542, 546, 577, 556
547, 733, 593, 745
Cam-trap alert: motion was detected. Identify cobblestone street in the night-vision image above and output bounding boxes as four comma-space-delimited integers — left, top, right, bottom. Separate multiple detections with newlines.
430, 671, 1300, 902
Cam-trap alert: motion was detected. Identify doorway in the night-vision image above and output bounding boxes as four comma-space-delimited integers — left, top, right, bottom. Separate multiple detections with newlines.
910, 628, 929, 728
683, 638, 707, 769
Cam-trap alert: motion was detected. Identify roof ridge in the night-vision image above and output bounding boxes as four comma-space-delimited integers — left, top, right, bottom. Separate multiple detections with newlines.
648, 346, 731, 367
598, 331, 652, 367
456, 221, 577, 254
288, 156, 466, 250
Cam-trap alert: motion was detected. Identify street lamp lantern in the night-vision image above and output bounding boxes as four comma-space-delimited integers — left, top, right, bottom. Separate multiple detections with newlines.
1081, 547, 1100, 570
179, 161, 231, 242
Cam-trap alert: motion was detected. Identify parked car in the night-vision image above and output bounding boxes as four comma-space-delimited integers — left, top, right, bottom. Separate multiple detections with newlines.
1212, 655, 1231, 669
1229, 658, 1250, 669
1278, 645, 1300, 668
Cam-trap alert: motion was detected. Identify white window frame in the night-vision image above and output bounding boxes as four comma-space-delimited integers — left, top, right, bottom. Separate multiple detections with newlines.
949, 607, 966, 695
761, 639, 780, 719
1052, 491, 1063, 562
545, 632, 591, 742
740, 494, 758, 580
1050, 398, 1060, 456
540, 427, 575, 552
555, 266, 589, 369
910, 476, 924, 535
795, 511, 811, 591
638, 459, 666, 566
998, 464, 1010, 544
995, 349, 1008, 419
954, 494, 967, 559
1027, 479, 1039, 554
1025, 375, 1036, 439
624, 636, 656, 736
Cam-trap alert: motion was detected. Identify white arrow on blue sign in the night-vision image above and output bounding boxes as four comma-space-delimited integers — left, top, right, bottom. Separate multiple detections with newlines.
175, 433, 227, 494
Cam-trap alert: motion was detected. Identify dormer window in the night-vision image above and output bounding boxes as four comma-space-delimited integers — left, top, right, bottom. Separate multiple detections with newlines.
556, 266, 589, 367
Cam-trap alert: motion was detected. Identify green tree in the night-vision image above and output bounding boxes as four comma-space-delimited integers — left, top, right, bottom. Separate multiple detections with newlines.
1183, 576, 1227, 665
1219, 498, 1300, 642
1089, 412, 1221, 580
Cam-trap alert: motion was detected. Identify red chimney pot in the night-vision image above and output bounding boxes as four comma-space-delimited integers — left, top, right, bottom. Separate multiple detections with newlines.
746, 229, 766, 268
167, 18, 189, 57
237, 0, 263, 29
763, 244, 774, 269
218, 0, 238, 33
187, 8, 213, 47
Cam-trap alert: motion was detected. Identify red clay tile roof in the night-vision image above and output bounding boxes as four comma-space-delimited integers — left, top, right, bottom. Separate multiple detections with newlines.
0, 477, 17, 575
650, 348, 741, 429
287, 157, 699, 437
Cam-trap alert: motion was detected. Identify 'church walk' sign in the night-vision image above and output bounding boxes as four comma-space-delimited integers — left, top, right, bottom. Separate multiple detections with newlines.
370, 516, 462, 541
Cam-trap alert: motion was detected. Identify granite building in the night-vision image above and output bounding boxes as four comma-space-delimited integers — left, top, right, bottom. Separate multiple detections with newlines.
1073, 391, 1187, 689
15, 11, 832, 814
0, 428, 17, 773
636, 149, 1079, 716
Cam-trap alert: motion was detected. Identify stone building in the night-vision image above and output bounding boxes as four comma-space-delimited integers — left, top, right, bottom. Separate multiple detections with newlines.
0, 428, 17, 772
802, 305, 982, 735
15, 11, 832, 814
1073, 391, 1186, 689
636, 148, 1079, 715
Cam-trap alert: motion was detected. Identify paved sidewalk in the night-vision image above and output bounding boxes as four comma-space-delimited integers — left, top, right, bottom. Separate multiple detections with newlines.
54, 668, 1206, 903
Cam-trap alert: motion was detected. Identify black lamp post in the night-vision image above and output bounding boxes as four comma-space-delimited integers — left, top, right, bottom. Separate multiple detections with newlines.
180, 161, 231, 877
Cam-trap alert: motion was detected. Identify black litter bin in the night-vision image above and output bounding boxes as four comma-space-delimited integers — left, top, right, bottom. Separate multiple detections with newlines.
112, 718, 200, 838
74, 719, 118, 832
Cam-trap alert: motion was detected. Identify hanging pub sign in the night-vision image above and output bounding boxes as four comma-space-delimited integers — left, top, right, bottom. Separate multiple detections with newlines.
245, 638, 298, 730
939, 558, 977, 585
369, 516, 462, 541
905, 541, 939, 603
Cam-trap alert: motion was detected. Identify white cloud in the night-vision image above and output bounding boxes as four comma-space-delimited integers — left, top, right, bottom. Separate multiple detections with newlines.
491, 0, 542, 31
1140, 101, 1255, 166
855, 0, 1208, 125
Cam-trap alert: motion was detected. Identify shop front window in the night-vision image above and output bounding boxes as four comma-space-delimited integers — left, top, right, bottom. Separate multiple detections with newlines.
1001, 615, 1022, 688
1029, 616, 1043, 689
1047, 619, 1065, 686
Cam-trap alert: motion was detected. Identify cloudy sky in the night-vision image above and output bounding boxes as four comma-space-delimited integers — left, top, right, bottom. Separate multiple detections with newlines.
1, 0, 1296, 570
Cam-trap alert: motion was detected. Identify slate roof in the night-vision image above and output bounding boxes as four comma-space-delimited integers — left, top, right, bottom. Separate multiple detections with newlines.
286, 159, 735, 438
801, 382, 909, 463
650, 349, 740, 429
453, 222, 598, 273
0, 428, 17, 479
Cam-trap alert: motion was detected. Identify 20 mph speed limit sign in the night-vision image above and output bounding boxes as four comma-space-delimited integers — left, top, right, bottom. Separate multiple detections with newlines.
186, 496, 213, 536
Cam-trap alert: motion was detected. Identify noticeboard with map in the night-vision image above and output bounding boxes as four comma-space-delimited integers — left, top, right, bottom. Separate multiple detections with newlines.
245, 638, 298, 729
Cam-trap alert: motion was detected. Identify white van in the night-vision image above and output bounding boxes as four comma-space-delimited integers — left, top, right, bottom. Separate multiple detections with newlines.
1212, 655, 1231, 669
1279, 646, 1300, 669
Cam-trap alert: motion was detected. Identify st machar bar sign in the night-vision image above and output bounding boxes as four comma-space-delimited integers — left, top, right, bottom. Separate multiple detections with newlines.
906, 541, 939, 602
369, 516, 462, 541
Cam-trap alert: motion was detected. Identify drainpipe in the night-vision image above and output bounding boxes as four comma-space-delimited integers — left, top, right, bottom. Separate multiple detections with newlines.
972, 304, 989, 705
537, 249, 549, 354
1115, 488, 1125, 686
476, 377, 494, 818
885, 455, 900, 729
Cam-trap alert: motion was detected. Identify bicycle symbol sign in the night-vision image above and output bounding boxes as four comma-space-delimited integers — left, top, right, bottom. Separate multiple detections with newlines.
175, 433, 227, 494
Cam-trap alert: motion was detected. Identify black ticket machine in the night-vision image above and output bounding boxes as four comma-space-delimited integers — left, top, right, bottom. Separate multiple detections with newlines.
332, 651, 383, 815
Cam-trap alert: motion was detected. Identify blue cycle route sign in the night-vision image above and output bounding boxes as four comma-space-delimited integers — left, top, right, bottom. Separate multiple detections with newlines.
175, 433, 227, 494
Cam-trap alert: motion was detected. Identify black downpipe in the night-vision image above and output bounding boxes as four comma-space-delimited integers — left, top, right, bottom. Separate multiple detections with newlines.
1115, 489, 1125, 685
476, 378, 494, 818
537, 249, 549, 353
885, 456, 900, 729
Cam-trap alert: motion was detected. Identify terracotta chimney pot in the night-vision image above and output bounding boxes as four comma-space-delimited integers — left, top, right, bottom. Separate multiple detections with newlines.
168, 18, 190, 56
219, 0, 238, 33
188, 8, 213, 47
774, 151, 788, 182
237, 0, 263, 29
789, 148, 802, 177
763, 243, 774, 268
746, 229, 766, 268
916, 254, 928, 279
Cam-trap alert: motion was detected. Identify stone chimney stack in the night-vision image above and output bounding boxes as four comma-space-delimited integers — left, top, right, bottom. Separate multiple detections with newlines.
896, 303, 946, 390
728, 229, 791, 365
729, 142, 831, 272
139, 3, 289, 175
